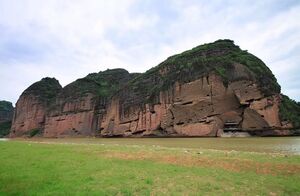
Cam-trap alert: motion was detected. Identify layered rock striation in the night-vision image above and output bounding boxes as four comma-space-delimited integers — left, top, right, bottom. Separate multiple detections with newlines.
10, 78, 62, 137
44, 69, 136, 137
10, 40, 300, 137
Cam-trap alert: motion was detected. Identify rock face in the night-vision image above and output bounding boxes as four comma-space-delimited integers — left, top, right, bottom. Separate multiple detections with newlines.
10, 40, 300, 137
10, 78, 62, 137
44, 69, 135, 137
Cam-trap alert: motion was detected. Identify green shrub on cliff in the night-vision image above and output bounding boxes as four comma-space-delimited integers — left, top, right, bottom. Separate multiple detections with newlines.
127, 39, 280, 104
22, 77, 62, 104
59, 69, 133, 100
279, 95, 300, 128
28, 128, 42, 137
228, 49, 280, 95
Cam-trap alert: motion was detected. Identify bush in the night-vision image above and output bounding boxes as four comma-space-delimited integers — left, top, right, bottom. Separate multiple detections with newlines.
22, 77, 62, 104
279, 95, 300, 128
29, 128, 42, 137
126, 39, 281, 106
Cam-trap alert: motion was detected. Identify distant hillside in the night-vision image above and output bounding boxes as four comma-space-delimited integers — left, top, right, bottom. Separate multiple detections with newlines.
0, 100, 14, 137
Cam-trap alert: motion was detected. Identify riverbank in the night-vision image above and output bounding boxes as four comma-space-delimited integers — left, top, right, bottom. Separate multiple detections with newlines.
10, 136, 300, 154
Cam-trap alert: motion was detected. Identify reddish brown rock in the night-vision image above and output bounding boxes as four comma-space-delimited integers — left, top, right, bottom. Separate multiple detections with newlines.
44, 94, 97, 137
249, 95, 281, 127
242, 108, 269, 130
10, 40, 300, 137
10, 78, 61, 137
99, 72, 277, 137
10, 95, 46, 136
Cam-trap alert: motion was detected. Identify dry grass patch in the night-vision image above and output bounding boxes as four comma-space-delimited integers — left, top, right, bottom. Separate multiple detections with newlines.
102, 150, 300, 176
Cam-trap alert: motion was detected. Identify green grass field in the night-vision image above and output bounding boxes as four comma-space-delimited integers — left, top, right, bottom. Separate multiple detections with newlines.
1, 139, 300, 195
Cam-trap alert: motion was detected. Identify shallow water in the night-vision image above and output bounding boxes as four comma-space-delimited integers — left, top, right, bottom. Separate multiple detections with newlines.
28, 137, 300, 154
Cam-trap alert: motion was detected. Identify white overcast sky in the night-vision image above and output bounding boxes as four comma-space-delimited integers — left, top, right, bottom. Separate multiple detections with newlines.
0, 0, 300, 105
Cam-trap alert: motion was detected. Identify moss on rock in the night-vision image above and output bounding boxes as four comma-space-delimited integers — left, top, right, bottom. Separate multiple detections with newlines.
22, 77, 62, 104
59, 69, 134, 100
126, 39, 280, 105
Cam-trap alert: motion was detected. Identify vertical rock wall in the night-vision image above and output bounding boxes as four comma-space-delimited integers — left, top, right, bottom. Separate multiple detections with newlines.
10, 40, 298, 137
10, 95, 46, 136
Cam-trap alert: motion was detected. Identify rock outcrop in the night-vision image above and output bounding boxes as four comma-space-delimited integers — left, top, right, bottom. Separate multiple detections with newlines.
44, 69, 135, 137
10, 78, 62, 137
10, 40, 300, 137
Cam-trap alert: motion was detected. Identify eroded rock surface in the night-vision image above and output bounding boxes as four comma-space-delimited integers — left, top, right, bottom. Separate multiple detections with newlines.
10, 40, 300, 137
44, 69, 135, 137
10, 78, 61, 137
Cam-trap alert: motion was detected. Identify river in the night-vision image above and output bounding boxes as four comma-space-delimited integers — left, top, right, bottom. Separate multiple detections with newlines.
17, 137, 300, 155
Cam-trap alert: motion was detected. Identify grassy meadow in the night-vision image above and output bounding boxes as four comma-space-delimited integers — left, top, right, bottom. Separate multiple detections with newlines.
0, 138, 300, 195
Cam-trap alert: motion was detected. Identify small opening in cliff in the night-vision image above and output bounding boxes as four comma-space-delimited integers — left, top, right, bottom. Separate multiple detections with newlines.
223, 121, 240, 132
72, 128, 79, 134
176, 122, 185, 125
206, 76, 210, 85
181, 101, 193, 105
132, 129, 145, 135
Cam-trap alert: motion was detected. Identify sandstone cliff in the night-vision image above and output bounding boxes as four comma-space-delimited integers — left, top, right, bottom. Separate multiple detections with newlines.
10, 78, 62, 137
10, 40, 300, 137
44, 69, 136, 137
